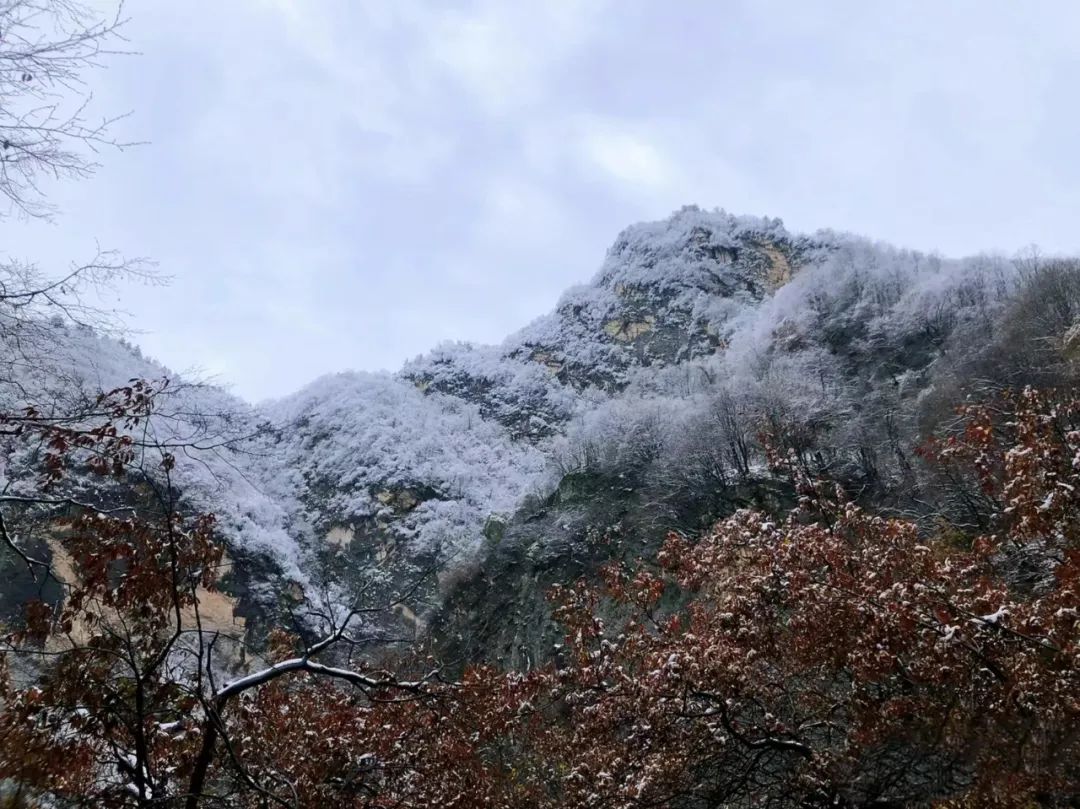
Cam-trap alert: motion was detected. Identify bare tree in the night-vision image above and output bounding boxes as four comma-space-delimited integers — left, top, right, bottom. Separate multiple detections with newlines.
0, 377, 440, 806
0, 1, 156, 413
0, 0, 133, 221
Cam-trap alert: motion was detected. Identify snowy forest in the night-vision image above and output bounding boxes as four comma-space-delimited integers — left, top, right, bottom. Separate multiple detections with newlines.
0, 2, 1078, 808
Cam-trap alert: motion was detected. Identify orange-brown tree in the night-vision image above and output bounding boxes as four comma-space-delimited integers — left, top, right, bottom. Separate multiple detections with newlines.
511, 387, 1079, 808
181, 386, 1080, 808
0, 379, 455, 806
1, 383, 1077, 808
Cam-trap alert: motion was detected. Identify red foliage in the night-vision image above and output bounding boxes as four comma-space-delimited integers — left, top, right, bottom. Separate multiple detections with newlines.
1, 383, 1077, 807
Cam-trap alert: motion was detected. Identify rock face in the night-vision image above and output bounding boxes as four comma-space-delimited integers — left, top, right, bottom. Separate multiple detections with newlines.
242, 208, 826, 624
2, 206, 1037, 654
400, 207, 816, 435
1063, 321, 1080, 362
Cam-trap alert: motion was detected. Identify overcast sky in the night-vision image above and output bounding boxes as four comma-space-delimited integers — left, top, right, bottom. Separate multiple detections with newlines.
6, 1, 1080, 401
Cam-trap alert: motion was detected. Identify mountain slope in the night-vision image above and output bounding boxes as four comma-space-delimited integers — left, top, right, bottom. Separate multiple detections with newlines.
251, 206, 1032, 648
6, 206, 1056, 647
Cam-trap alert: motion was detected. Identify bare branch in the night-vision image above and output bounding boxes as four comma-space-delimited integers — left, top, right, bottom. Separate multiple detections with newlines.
0, 0, 137, 220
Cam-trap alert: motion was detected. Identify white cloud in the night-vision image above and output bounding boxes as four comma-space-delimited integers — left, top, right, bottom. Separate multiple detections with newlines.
578, 125, 676, 191
426, 0, 610, 113
8, 0, 1080, 400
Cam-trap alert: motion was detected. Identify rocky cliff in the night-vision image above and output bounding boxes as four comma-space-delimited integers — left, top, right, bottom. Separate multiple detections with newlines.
6, 205, 1057, 660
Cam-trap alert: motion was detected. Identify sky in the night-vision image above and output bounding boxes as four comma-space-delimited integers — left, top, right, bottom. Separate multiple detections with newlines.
6, 0, 1080, 401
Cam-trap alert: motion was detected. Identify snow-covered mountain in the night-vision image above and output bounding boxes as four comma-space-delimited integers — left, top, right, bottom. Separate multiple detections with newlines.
3, 206, 1033, 639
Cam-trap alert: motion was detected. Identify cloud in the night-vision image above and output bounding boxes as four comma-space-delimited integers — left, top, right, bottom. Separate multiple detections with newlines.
426, 0, 611, 114
8, 0, 1080, 400
578, 125, 676, 191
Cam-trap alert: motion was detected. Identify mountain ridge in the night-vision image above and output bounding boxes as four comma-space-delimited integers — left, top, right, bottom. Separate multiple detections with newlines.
3, 205, 1042, 649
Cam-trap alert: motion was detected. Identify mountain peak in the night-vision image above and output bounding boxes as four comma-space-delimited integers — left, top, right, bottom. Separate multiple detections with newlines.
596, 206, 803, 297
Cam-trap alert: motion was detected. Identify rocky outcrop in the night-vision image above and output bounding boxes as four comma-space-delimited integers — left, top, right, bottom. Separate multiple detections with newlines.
6, 206, 1039, 663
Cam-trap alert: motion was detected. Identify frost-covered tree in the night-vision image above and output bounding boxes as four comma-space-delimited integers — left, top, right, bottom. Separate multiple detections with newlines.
0, 0, 155, 399
0, 0, 131, 220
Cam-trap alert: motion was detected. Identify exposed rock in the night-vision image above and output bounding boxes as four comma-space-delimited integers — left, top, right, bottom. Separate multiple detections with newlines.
283, 581, 305, 605
483, 514, 508, 545
325, 525, 354, 548
759, 241, 794, 288
528, 348, 564, 374
374, 488, 421, 513
2, 205, 1037, 671
1063, 320, 1080, 361
43, 540, 245, 650
603, 314, 657, 342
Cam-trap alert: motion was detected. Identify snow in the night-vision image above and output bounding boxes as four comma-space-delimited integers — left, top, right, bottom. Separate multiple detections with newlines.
974, 606, 1009, 626
259, 370, 547, 556
0, 205, 1029, 606
0, 320, 307, 581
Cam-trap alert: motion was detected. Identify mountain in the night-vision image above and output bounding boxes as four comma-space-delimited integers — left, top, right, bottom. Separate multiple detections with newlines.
250, 209, 824, 611
6, 205, 1066, 659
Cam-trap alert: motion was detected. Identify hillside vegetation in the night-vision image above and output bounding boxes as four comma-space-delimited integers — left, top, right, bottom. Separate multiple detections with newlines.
2, 207, 1080, 806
